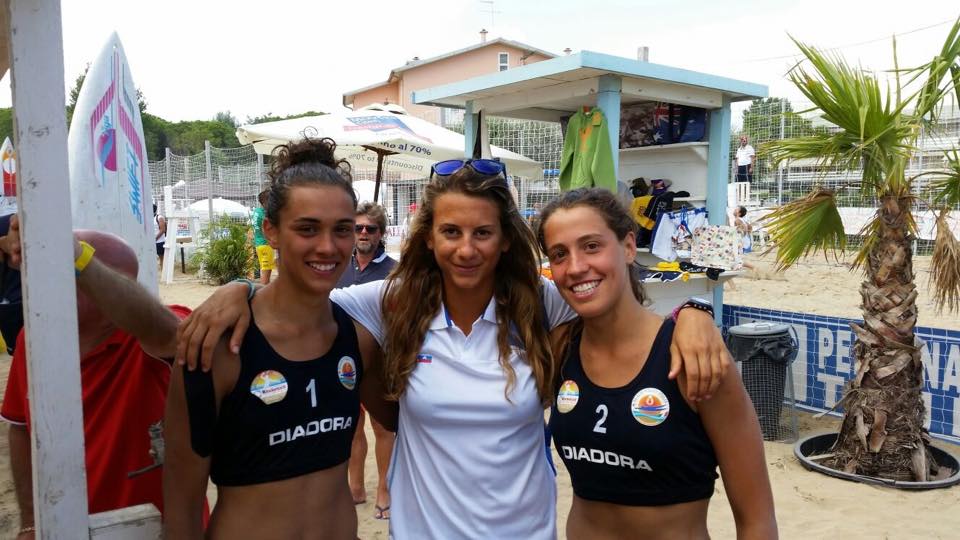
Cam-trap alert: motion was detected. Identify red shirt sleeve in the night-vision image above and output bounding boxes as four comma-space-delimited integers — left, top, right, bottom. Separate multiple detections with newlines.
1, 330, 29, 425
167, 305, 192, 321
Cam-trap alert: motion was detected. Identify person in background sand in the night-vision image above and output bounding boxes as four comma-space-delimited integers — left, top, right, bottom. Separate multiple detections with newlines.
735, 136, 756, 183
336, 201, 397, 519
174, 157, 732, 539
251, 189, 275, 284
538, 188, 777, 539
154, 203, 167, 267
0, 216, 207, 539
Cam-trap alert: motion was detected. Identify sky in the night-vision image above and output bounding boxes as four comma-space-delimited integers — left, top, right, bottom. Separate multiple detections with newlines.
1, 0, 958, 124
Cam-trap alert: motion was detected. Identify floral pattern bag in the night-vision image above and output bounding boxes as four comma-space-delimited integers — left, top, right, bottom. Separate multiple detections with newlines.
690, 225, 743, 270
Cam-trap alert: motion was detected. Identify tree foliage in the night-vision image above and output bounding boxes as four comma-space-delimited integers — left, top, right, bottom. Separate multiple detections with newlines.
244, 111, 326, 125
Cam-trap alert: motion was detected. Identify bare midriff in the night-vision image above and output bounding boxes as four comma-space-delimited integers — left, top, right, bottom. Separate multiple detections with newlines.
207, 462, 357, 539
566, 495, 711, 540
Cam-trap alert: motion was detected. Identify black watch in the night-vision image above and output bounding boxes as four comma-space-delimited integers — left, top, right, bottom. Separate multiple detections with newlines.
675, 297, 714, 319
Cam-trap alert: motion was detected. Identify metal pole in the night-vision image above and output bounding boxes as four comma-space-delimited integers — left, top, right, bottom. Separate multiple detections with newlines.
9, 0, 91, 534
205, 141, 214, 221
778, 99, 786, 205
256, 152, 264, 192
165, 147, 173, 211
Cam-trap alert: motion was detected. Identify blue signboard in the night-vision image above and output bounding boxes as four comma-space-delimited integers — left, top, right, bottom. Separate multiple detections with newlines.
723, 305, 960, 444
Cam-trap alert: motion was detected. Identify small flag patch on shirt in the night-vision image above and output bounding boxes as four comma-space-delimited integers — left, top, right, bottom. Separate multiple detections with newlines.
416, 354, 433, 364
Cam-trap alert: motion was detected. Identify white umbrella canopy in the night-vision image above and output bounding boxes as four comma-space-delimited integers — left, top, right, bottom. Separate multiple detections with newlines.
235, 105, 542, 200
187, 197, 250, 218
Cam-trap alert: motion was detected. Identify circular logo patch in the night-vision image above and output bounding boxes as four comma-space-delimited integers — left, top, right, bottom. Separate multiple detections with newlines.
631, 388, 670, 426
338, 356, 358, 390
556, 380, 580, 414
250, 370, 288, 405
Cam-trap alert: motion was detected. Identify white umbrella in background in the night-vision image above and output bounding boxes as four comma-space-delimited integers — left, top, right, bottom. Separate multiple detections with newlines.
236, 104, 542, 202
187, 197, 249, 219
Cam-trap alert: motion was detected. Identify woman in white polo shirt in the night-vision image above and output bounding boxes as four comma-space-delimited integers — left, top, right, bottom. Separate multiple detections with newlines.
175, 158, 731, 539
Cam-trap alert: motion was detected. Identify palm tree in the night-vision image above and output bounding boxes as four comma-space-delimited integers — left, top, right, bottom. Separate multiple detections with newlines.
762, 19, 960, 481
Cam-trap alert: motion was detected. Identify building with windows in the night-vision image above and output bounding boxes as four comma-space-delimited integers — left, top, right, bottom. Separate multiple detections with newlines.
342, 31, 556, 124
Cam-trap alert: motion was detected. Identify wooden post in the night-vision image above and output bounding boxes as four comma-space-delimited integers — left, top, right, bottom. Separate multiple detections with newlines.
205, 140, 214, 221
256, 152, 263, 192
162, 185, 175, 284
7, 0, 91, 535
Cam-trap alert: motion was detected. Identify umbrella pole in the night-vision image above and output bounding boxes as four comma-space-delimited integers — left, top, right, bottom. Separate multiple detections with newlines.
373, 151, 385, 203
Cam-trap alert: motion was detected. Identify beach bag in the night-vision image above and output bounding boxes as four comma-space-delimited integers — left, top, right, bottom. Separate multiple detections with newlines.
690, 225, 743, 270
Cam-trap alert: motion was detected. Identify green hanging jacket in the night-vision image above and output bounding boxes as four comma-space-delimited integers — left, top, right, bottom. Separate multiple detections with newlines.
558, 108, 617, 192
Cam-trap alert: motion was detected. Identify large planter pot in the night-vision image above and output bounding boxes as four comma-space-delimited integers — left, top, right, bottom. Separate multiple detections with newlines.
794, 432, 960, 490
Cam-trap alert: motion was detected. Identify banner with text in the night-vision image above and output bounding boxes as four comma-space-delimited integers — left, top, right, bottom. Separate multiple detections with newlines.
723, 305, 960, 444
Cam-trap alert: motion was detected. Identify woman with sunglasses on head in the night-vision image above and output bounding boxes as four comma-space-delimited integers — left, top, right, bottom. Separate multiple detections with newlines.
162, 138, 396, 539
539, 188, 777, 540
175, 156, 732, 538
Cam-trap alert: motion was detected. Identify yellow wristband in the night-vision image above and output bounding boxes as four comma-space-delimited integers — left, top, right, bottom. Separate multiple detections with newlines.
75, 241, 96, 275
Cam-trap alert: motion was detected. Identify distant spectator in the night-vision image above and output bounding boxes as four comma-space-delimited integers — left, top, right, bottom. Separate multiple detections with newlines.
735, 136, 756, 182
337, 201, 397, 520
154, 203, 167, 267
251, 190, 274, 285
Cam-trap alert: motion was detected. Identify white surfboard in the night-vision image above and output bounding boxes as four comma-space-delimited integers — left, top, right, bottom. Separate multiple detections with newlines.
67, 33, 157, 294
0, 137, 16, 216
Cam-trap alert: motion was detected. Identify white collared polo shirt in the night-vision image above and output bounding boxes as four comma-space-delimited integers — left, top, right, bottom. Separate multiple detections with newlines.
331, 278, 576, 539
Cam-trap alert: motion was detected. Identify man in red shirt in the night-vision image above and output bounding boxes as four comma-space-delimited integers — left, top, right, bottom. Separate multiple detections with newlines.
0, 218, 198, 538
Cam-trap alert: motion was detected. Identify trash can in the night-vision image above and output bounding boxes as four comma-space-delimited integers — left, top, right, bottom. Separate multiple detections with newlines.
726, 322, 798, 441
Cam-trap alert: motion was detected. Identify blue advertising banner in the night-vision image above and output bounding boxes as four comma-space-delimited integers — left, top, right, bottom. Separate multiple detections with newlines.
723, 305, 960, 444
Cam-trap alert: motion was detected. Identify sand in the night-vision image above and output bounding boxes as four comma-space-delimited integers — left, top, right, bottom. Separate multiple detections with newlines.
0, 270, 958, 539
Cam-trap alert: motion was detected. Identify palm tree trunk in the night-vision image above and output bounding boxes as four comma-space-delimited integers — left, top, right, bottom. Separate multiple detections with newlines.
829, 194, 936, 481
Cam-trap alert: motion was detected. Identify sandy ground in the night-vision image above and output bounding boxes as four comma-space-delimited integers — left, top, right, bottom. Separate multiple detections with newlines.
0, 268, 958, 538
724, 252, 960, 331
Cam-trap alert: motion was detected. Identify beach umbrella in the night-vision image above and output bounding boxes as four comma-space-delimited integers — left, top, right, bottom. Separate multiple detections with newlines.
235, 104, 541, 202
187, 197, 249, 218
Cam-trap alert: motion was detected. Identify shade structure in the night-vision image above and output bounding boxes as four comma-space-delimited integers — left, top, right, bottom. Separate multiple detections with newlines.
235, 105, 542, 201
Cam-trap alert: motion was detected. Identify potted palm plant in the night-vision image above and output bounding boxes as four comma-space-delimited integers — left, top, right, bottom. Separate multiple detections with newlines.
762, 19, 960, 484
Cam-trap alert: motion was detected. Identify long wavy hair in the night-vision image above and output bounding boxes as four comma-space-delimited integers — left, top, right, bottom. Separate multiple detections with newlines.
382, 168, 554, 405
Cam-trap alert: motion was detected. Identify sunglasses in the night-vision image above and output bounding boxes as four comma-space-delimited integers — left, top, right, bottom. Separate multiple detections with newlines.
355, 224, 380, 234
430, 159, 507, 179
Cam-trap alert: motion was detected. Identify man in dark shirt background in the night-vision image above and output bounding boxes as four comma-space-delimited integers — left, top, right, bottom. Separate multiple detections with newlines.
337, 202, 397, 520
0, 213, 23, 354
336, 202, 397, 287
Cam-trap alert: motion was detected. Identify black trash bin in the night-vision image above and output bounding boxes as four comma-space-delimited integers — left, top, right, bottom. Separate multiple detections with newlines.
726, 322, 798, 440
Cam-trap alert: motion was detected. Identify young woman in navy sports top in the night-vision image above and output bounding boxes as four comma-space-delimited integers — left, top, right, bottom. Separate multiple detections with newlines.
538, 188, 777, 540
162, 138, 396, 539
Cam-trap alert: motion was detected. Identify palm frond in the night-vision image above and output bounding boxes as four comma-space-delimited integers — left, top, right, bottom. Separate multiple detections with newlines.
930, 148, 960, 208
907, 18, 960, 121
761, 188, 846, 271
929, 210, 960, 314
770, 39, 915, 195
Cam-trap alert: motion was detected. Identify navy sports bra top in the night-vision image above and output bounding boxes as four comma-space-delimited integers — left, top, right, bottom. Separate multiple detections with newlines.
548, 319, 718, 506
184, 301, 362, 486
